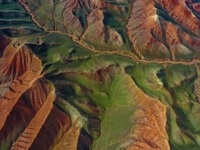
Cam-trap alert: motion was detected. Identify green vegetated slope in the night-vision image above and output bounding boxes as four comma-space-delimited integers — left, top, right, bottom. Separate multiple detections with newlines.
126, 63, 200, 149
1, 0, 200, 150
51, 66, 138, 150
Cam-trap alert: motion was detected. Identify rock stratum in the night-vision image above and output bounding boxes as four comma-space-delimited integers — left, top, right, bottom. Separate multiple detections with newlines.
0, 0, 200, 150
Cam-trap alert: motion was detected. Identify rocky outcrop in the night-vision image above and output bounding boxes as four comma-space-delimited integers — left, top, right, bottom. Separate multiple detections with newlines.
127, 0, 200, 60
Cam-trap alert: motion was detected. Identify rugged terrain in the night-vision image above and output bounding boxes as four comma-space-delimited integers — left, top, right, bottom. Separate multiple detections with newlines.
1, 0, 200, 149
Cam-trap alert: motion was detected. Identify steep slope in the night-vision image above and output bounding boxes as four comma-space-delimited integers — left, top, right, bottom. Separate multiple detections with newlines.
47, 65, 169, 150
1, 0, 200, 149
18, 0, 129, 50
126, 0, 200, 60
0, 38, 42, 131
0, 34, 72, 150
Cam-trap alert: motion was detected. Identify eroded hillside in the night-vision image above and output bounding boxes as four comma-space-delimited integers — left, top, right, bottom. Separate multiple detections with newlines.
1, 0, 200, 150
